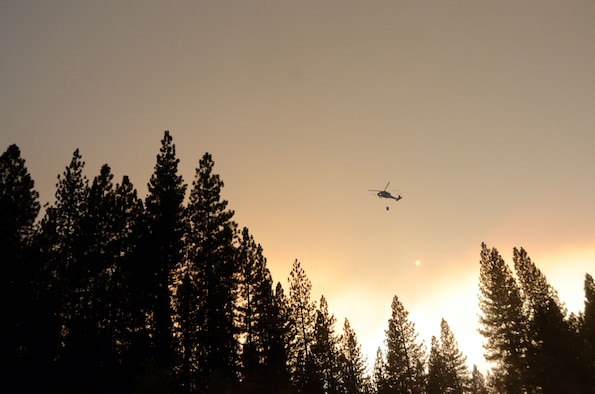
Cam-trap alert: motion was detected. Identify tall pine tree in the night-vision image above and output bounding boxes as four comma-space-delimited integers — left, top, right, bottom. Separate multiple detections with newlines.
513, 247, 583, 392
310, 295, 341, 394
106, 174, 145, 392
469, 365, 488, 394
477, 243, 531, 393
427, 336, 446, 394
581, 273, 595, 388
287, 259, 317, 392
267, 282, 295, 393
383, 295, 426, 394
1, 144, 41, 386
0, 144, 40, 267
429, 319, 469, 393
338, 318, 371, 394
141, 131, 187, 384
235, 227, 282, 393
183, 151, 237, 393
37, 149, 90, 391
372, 347, 388, 394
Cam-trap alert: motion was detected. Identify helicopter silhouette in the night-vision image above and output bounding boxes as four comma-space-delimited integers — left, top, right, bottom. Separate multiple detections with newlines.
369, 182, 402, 210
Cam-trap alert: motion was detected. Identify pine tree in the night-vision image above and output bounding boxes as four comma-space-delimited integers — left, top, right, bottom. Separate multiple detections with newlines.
469, 365, 488, 394
183, 151, 237, 393
427, 336, 446, 394
438, 319, 469, 393
577, 273, 595, 391
267, 282, 295, 393
477, 243, 531, 393
287, 259, 317, 392
140, 131, 187, 384
78, 164, 118, 389
584, 273, 595, 342
37, 148, 90, 390
79, 166, 145, 392
513, 247, 583, 392
383, 295, 426, 394
0, 144, 40, 263
372, 347, 388, 394
235, 227, 281, 393
1, 144, 41, 386
310, 295, 341, 394
109, 174, 145, 391
338, 318, 371, 394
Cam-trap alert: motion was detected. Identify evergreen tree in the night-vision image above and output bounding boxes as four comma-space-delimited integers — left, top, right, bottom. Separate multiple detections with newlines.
183, 151, 237, 393
37, 149, 90, 391
264, 281, 295, 393
235, 227, 282, 393
79, 166, 145, 392
310, 295, 341, 394
140, 130, 186, 384
107, 174, 145, 392
383, 295, 426, 394
1, 144, 41, 385
513, 247, 583, 392
287, 259, 317, 392
175, 267, 199, 394
372, 347, 388, 394
577, 273, 595, 390
469, 365, 488, 394
584, 273, 595, 342
427, 336, 446, 394
338, 318, 371, 394
0, 144, 40, 263
477, 243, 531, 393
438, 319, 469, 393
78, 164, 118, 390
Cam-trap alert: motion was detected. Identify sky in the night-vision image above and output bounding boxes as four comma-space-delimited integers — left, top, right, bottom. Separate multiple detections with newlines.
2, 0, 594, 373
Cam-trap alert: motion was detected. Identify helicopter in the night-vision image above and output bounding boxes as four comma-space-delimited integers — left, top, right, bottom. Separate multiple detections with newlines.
369, 182, 402, 210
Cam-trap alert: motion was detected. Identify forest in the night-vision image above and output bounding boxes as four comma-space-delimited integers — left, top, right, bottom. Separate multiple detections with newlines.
2, 131, 594, 394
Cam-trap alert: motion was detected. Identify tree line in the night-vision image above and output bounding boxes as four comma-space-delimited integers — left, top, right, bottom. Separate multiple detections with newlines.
2, 131, 593, 393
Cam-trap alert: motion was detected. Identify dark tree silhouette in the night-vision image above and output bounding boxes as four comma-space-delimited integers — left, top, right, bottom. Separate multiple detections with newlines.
427, 336, 445, 394
1, 144, 41, 387
584, 273, 595, 341
477, 243, 532, 393
139, 130, 187, 386
338, 318, 371, 394
310, 295, 341, 394
105, 174, 145, 392
383, 295, 426, 394
287, 259, 317, 392
183, 151, 237, 393
76, 164, 120, 391
373, 347, 388, 394
513, 246, 586, 393
235, 227, 285, 393
0, 144, 40, 262
427, 319, 469, 393
469, 365, 488, 394
36, 149, 92, 391
572, 272, 595, 391
266, 282, 295, 393
74, 166, 145, 393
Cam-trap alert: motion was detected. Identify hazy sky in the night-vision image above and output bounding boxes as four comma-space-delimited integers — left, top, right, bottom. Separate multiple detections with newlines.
2, 1, 594, 372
